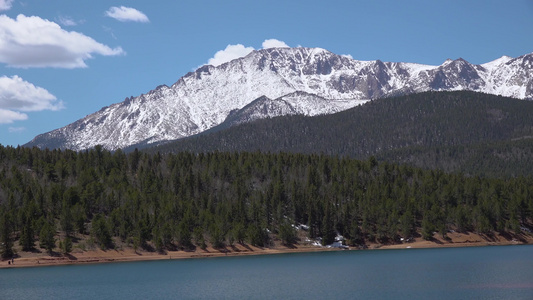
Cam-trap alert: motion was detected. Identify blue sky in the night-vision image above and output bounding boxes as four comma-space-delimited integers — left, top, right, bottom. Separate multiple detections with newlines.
0, 0, 532, 147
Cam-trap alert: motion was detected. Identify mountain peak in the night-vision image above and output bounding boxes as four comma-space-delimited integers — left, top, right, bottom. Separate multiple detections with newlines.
442, 58, 454, 66
481, 55, 514, 70
25, 48, 533, 151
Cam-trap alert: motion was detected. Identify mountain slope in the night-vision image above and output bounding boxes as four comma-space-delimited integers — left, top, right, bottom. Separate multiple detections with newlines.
217, 91, 361, 129
26, 47, 533, 151
149, 91, 533, 177
377, 138, 533, 178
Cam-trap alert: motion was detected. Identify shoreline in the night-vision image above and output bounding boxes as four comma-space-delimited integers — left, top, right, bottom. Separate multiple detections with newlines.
2, 231, 531, 269
1, 243, 341, 269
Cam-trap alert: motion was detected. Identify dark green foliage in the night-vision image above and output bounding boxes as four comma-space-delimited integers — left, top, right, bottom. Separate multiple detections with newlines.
193, 227, 206, 250
150, 91, 533, 178
421, 218, 435, 240
454, 206, 471, 232
60, 199, 73, 237
0, 141, 531, 255
177, 220, 192, 248
209, 225, 225, 249
231, 223, 246, 245
19, 225, 34, 251
72, 204, 86, 234
39, 222, 56, 253
60, 237, 73, 255
246, 224, 268, 247
278, 221, 298, 246
153, 230, 163, 253
321, 205, 336, 246
378, 138, 533, 178
91, 214, 112, 250
0, 211, 14, 259
160, 223, 173, 250
348, 222, 363, 246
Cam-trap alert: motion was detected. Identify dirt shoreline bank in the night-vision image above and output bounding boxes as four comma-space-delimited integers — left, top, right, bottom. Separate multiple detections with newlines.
2, 231, 531, 269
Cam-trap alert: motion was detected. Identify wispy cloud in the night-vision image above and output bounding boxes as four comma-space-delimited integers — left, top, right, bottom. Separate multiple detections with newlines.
0, 0, 14, 11
57, 15, 79, 27
103, 26, 117, 40
8, 126, 25, 133
205, 39, 290, 67
105, 6, 149, 23
0, 14, 124, 68
0, 75, 62, 123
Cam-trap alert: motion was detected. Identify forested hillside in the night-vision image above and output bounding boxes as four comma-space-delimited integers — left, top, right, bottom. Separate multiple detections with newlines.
1, 145, 532, 258
150, 91, 533, 177
378, 138, 533, 178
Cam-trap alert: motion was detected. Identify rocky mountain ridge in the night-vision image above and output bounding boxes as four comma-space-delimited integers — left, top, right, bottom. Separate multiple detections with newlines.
26, 47, 533, 150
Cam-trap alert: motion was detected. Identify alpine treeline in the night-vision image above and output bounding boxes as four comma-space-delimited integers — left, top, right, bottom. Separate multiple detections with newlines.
1, 145, 532, 258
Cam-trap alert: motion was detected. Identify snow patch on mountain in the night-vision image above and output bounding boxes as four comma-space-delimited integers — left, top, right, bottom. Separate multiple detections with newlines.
221, 91, 368, 128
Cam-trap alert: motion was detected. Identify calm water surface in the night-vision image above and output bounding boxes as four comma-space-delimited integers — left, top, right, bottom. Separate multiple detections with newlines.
1, 245, 532, 299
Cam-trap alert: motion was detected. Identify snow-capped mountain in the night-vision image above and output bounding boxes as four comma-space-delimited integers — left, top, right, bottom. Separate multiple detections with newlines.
26, 47, 533, 151
219, 91, 365, 129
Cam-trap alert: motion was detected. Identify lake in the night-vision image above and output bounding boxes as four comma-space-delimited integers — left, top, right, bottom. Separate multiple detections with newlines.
1, 245, 532, 299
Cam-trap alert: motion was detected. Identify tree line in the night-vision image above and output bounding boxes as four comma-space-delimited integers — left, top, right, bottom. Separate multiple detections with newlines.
1, 145, 532, 258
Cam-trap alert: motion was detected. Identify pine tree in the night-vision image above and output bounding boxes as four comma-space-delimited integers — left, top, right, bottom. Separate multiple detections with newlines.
421, 217, 435, 241
91, 214, 112, 249
193, 227, 206, 250
278, 221, 297, 246
247, 224, 268, 247
177, 219, 192, 248
321, 205, 336, 246
19, 224, 35, 251
39, 222, 56, 254
60, 199, 73, 237
0, 213, 14, 259
209, 224, 225, 249
60, 237, 73, 255
349, 222, 363, 246
232, 222, 246, 244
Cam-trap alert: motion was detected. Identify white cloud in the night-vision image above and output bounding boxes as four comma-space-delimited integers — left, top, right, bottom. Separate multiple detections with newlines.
0, 109, 27, 124
205, 39, 291, 67
207, 44, 255, 67
262, 39, 289, 49
0, 75, 63, 124
342, 54, 354, 59
0, 0, 13, 12
105, 6, 149, 23
0, 14, 124, 68
0, 75, 62, 111
8, 126, 25, 132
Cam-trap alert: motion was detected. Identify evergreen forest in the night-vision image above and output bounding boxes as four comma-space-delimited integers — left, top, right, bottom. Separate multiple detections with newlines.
150, 91, 533, 177
1, 145, 532, 258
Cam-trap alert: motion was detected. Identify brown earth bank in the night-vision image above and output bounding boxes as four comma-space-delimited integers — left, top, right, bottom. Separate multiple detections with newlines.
0, 243, 339, 269
1, 231, 532, 269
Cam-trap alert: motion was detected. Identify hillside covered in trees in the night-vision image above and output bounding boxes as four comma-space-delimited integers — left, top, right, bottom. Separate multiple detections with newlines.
149, 91, 533, 177
1, 145, 532, 259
